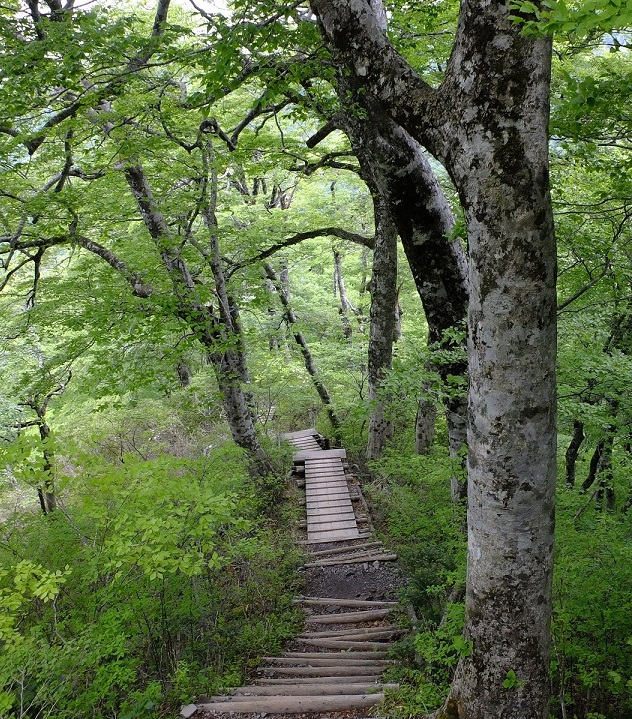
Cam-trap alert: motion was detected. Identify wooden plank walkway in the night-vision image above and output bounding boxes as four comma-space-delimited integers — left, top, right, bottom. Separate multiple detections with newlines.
185, 429, 401, 717
289, 435, 359, 544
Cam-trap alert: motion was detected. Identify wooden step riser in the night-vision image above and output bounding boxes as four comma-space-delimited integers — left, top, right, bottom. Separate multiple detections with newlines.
306, 609, 393, 624
261, 657, 391, 667
225, 683, 399, 696
256, 675, 383, 685
199, 693, 383, 713
259, 666, 384, 677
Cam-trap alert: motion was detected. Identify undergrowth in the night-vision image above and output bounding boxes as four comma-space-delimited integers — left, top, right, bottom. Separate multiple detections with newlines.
0, 395, 303, 719
365, 433, 632, 719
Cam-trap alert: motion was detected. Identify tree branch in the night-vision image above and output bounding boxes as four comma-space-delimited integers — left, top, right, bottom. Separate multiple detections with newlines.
231, 227, 374, 271
306, 118, 340, 148
558, 262, 611, 312
309, 0, 442, 156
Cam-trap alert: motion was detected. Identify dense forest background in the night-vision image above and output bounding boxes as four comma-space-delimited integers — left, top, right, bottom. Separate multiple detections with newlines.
1, 1, 632, 717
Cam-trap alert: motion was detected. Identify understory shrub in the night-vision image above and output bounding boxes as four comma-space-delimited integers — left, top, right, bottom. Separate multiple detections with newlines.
0, 442, 303, 718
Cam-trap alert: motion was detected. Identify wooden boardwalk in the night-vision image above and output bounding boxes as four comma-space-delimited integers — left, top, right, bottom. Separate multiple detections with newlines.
288, 430, 360, 543
186, 429, 401, 717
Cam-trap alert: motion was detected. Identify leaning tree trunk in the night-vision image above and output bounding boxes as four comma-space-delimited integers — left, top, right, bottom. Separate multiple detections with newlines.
264, 262, 343, 444
366, 193, 398, 459
124, 161, 270, 471
326, 83, 469, 476
309, 1, 557, 717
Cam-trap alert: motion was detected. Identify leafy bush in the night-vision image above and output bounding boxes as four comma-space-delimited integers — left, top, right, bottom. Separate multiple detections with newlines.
0, 440, 303, 718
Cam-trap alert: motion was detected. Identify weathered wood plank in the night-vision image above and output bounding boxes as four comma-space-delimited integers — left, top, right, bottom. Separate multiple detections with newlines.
305, 609, 393, 624
256, 675, 383, 685
295, 596, 398, 607
305, 554, 398, 568
297, 626, 400, 639
199, 693, 384, 713
306, 530, 361, 542
259, 665, 382, 677
261, 657, 391, 666
279, 651, 390, 659
299, 638, 393, 650
228, 683, 398, 696
283, 428, 319, 439
293, 449, 346, 462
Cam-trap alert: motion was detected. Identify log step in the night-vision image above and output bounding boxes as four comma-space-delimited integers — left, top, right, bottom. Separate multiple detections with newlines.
304, 553, 398, 568
295, 596, 398, 607
306, 608, 394, 624
256, 675, 383, 685
298, 625, 401, 639
262, 656, 391, 667
308, 541, 384, 557
227, 682, 399, 696
199, 693, 383, 713
259, 665, 383, 677
299, 638, 394, 650
279, 651, 390, 659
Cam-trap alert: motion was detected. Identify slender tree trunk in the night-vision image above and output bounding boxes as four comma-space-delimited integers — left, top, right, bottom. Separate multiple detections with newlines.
263, 262, 342, 444
582, 440, 605, 491
565, 420, 585, 486
333, 249, 363, 338
366, 194, 398, 459
38, 419, 57, 513
415, 397, 437, 455
595, 430, 615, 511
124, 161, 270, 470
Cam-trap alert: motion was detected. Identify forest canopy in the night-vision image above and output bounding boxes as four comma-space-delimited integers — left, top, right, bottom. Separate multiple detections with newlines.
1, 1, 632, 718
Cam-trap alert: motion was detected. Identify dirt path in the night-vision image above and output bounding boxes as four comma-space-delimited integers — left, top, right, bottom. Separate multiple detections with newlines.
184, 430, 408, 719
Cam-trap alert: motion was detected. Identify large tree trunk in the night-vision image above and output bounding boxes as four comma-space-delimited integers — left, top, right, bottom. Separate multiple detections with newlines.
310, 1, 557, 717
366, 194, 398, 459
443, 11, 556, 719
326, 80, 469, 465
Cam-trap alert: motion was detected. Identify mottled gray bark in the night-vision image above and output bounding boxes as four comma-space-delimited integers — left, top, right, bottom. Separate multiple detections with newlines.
327, 74, 469, 465
263, 262, 342, 443
442, 10, 556, 719
366, 194, 398, 459
415, 398, 437, 455
311, 1, 557, 717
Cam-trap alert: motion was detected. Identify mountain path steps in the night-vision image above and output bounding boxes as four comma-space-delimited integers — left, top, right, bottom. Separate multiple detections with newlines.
184, 428, 406, 719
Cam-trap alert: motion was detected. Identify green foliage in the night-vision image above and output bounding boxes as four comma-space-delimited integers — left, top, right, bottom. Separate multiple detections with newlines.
0, 424, 303, 718
510, 0, 632, 36
550, 483, 632, 718
367, 445, 466, 620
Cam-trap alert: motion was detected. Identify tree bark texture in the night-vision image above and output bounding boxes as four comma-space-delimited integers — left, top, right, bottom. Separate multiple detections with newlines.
310, 1, 557, 717
366, 193, 398, 459
415, 397, 437, 455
